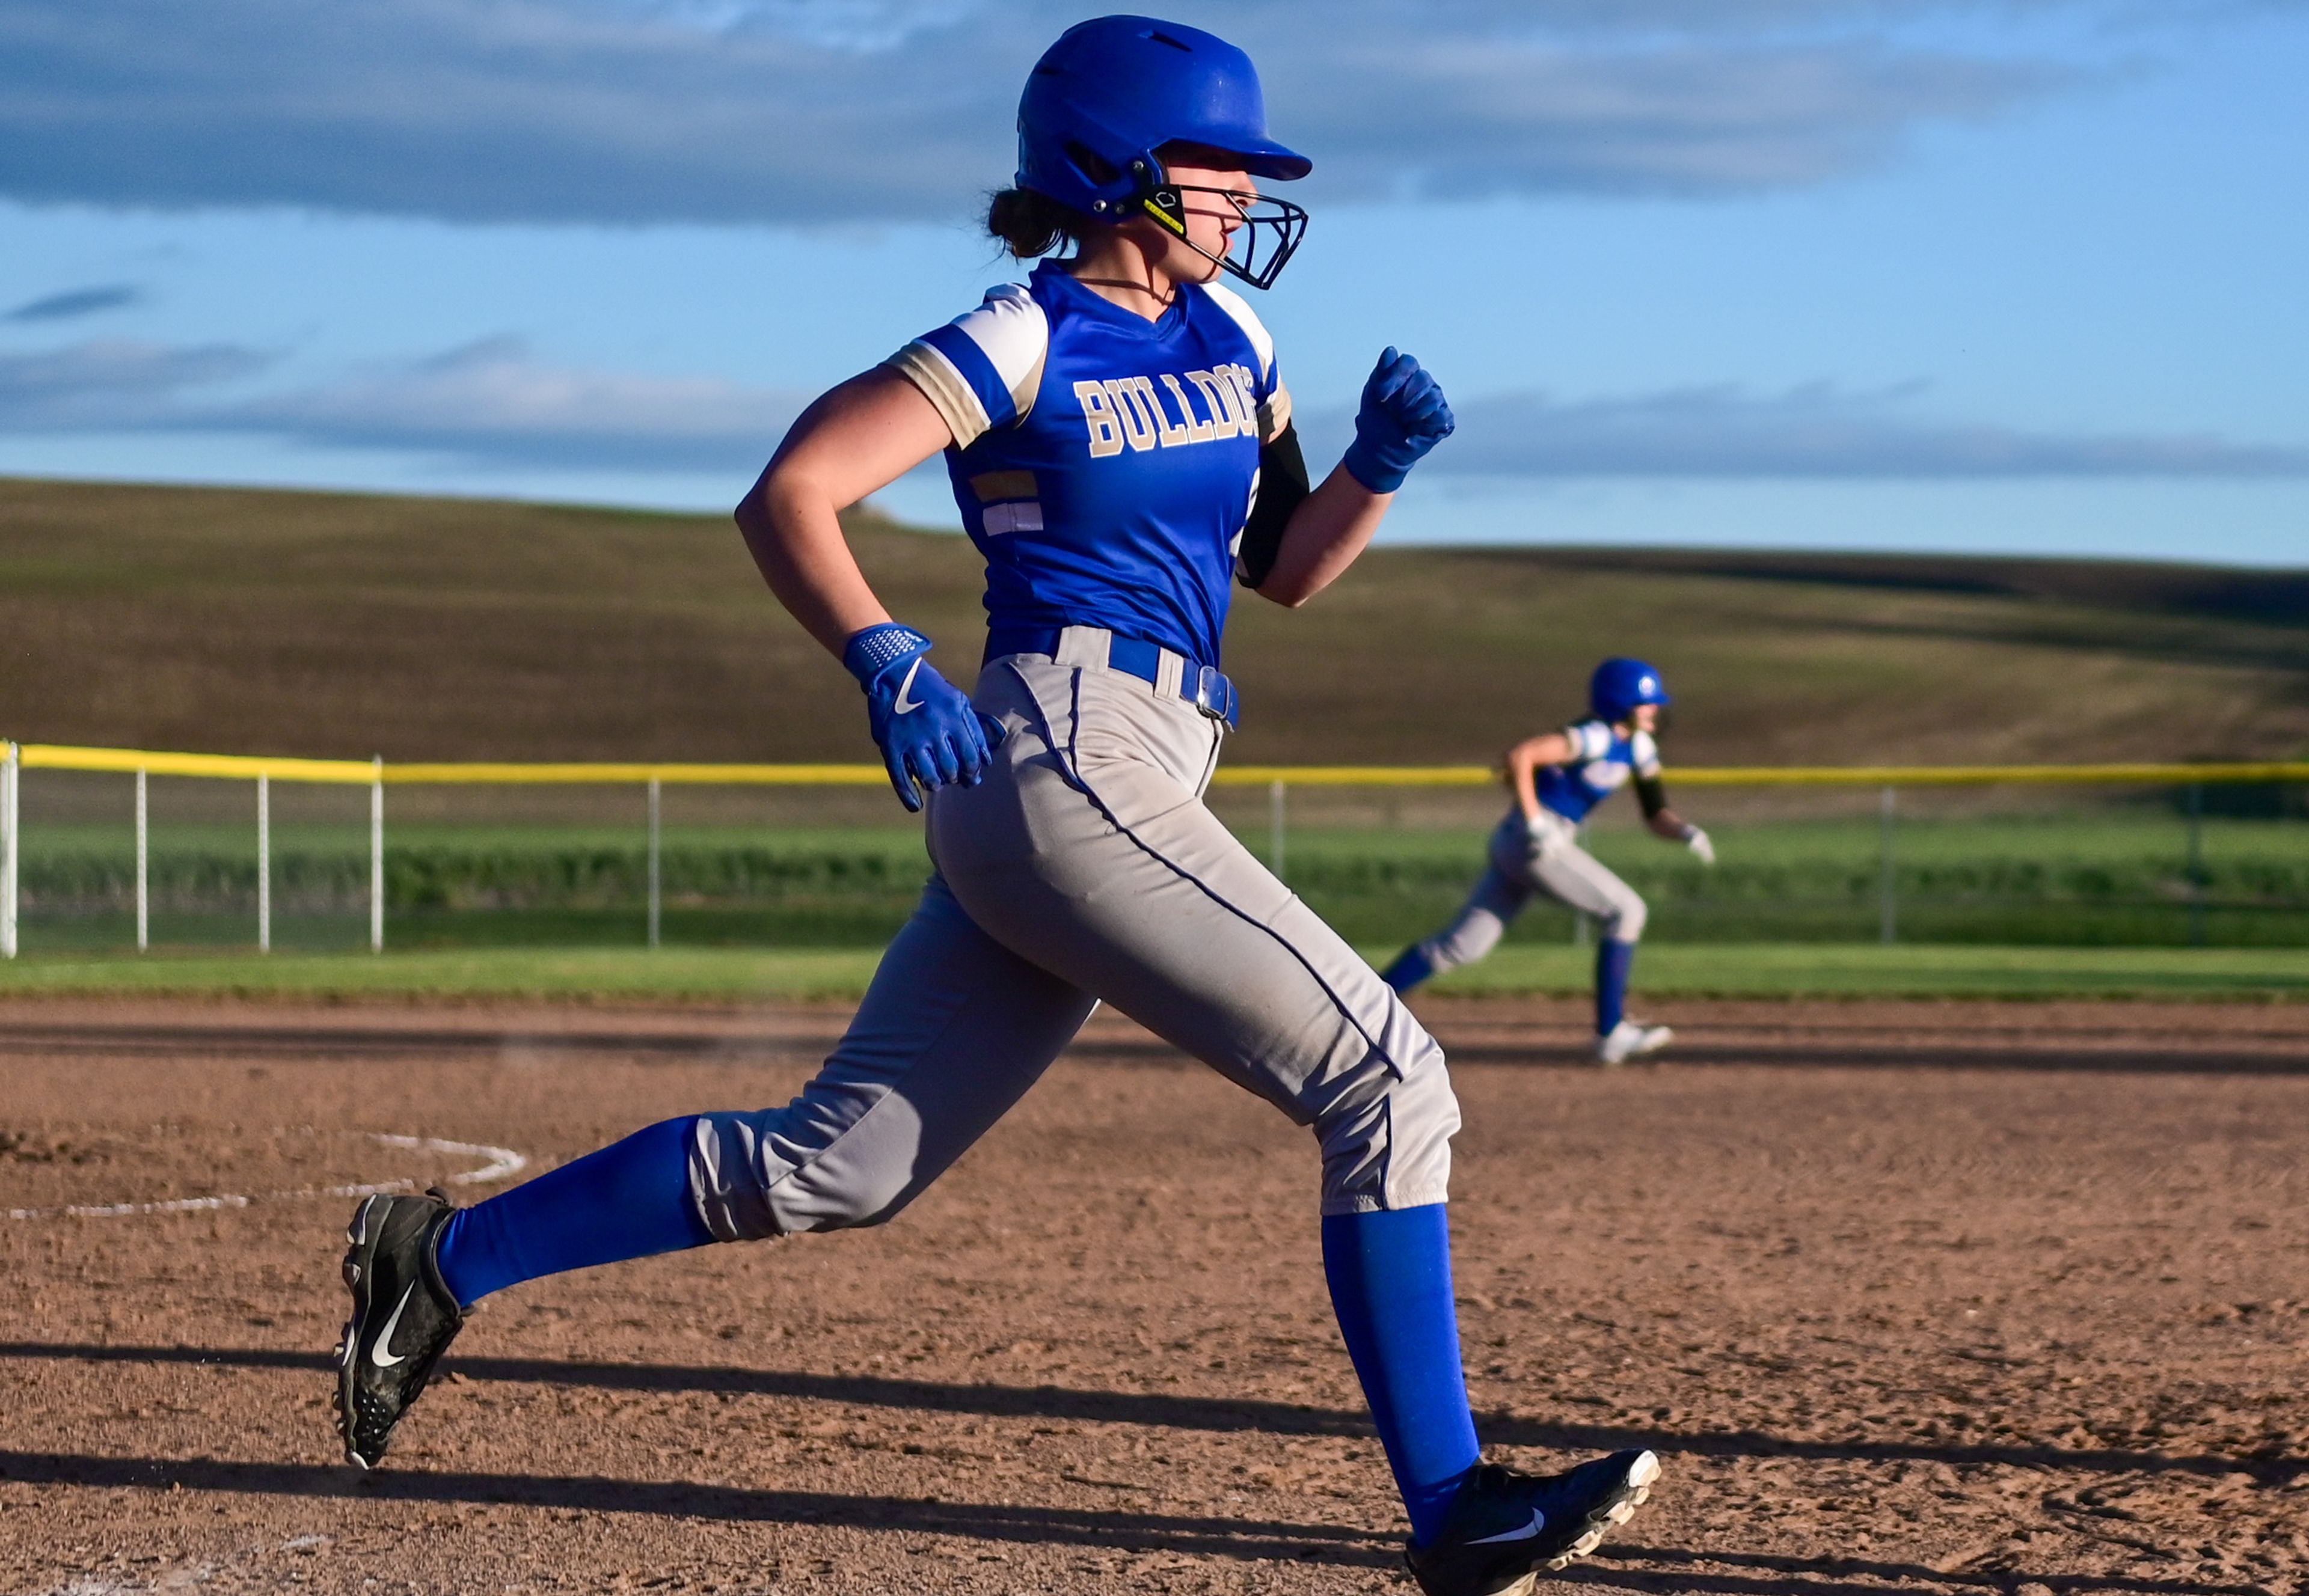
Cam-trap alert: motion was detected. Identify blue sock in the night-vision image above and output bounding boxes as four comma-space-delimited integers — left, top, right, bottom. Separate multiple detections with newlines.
1321, 1205, 1481, 1545
1596, 938, 1634, 1035
1381, 946, 1435, 995
434, 1116, 714, 1309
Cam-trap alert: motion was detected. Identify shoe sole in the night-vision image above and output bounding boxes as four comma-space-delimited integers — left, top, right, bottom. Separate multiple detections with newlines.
333, 1196, 388, 1471
1479, 1449, 1660, 1595
1544, 1448, 1658, 1574
1597, 1030, 1673, 1066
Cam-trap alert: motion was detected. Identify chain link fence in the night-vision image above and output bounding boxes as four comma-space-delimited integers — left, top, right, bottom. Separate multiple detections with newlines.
5, 742, 2306, 956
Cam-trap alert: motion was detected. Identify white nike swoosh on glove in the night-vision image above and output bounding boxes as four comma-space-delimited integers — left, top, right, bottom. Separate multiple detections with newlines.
1467, 1509, 1547, 1545
892, 657, 925, 715
369, 1283, 417, 1368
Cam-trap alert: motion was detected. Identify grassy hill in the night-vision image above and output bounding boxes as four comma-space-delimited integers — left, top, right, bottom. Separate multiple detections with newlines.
2, 475, 2305, 768
6, 477, 2307, 976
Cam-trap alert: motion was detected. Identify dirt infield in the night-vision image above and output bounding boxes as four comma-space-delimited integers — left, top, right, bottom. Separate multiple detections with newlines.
4, 996, 2307, 1596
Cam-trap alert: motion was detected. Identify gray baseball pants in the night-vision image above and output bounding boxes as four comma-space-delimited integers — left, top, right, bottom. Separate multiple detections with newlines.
1411, 809, 1650, 977
688, 637, 1458, 1240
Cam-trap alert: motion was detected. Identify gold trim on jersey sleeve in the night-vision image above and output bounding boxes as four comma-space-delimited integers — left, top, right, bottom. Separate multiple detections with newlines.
883, 341, 991, 450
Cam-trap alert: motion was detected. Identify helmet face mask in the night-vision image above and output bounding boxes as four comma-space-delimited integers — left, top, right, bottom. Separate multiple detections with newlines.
1120, 159, 1310, 291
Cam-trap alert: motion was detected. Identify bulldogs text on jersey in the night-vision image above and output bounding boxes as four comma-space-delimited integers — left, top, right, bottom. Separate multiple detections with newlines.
886, 260, 1288, 668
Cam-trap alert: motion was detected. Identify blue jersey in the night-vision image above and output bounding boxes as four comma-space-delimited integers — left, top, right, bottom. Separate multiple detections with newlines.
1535, 718, 1663, 824
885, 258, 1290, 670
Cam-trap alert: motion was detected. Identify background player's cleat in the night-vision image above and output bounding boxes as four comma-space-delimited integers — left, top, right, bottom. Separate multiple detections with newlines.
1596, 1020, 1673, 1065
1405, 1450, 1660, 1596
334, 1190, 464, 1469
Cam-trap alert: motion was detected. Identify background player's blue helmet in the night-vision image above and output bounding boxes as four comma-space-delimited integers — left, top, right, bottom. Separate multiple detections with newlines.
1591, 658, 1672, 723
1017, 16, 1312, 289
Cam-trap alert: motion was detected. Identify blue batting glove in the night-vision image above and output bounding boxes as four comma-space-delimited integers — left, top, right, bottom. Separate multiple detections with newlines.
843, 622, 1007, 813
1340, 347, 1455, 495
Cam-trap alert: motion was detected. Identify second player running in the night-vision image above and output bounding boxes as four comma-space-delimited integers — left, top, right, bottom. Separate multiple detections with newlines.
1382, 657, 1714, 1063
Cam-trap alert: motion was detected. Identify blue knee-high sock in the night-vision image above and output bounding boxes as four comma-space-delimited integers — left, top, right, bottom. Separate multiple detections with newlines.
434, 1116, 714, 1309
1381, 945, 1435, 995
1322, 1205, 1481, 1545
1596, 937, 1635, 1035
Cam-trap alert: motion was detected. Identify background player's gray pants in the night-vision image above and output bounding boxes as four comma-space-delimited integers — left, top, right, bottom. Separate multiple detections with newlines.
1414, 811, 1649, 977
689, 643, 1458, 1240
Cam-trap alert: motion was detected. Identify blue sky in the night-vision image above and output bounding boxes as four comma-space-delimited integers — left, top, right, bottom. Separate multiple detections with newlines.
2, 1, 2304, 564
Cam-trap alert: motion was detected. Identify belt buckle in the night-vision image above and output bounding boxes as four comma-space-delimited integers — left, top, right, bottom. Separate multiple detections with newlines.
1191, 665, 1237, 729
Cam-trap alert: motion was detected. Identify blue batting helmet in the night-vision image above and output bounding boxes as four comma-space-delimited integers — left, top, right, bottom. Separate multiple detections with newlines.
1590, 658, 1672, 723
1016, 16, 1312, 287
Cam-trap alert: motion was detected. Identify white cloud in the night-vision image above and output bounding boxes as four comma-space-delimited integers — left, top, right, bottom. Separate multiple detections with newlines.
0, 339, 268, 429
222, 337, 808, 469
7, 335, 2302, 481
0, 334, 801, 471
0, 0, 2147, 225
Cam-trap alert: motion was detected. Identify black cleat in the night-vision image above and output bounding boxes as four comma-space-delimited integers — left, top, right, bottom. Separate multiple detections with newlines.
1405, 1449, 1661, 1596
334, 1190, 464, 1469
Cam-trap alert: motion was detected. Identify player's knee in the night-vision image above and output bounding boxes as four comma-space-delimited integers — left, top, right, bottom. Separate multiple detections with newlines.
689, 1110, 922, 1240
774, 1165, 922, 1234
1433, 911, 1504, 970
1312, 1028, 1460, 1213
1603, 892, 1648, 942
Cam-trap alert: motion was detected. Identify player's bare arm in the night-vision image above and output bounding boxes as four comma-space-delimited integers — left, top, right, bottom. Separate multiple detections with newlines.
734, 368, 1008, 809
734, 370, 950, 656
1504, 730, 1577, 823
1646, 804, 1696, 840
1246, 349, 1453, 607
1247, 466, 1389, 607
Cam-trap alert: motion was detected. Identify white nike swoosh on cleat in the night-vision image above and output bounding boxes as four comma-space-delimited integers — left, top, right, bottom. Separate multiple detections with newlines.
892, 658, 926, 715
1467, 1509, 1547, 1545
369, 1283, 417, 1369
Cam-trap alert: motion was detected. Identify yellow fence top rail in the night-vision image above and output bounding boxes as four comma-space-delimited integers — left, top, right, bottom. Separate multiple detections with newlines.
385, 762, 889, 786
1217, 762, 2309, 787
1211, 765, 1495, 787
8, 743, 380, 784
1663, 761, 2309, 787
7, 742, 2308, 788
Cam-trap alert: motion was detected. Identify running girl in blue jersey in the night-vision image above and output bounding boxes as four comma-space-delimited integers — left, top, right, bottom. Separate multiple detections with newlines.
1382, 658, 1716, 1063
331, 19, 1658, 1591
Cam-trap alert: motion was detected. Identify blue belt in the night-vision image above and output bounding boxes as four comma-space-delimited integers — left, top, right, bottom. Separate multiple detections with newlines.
985, 624, 1239, 730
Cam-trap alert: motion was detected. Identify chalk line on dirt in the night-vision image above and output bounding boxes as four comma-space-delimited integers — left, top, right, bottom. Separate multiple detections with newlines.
4, 1133, 527, 1220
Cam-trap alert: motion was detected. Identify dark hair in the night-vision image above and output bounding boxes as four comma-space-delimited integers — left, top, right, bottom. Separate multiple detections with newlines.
986, 186, 1099, 260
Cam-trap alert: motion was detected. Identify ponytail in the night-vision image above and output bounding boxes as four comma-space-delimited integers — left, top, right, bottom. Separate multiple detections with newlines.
987, 186, 1098, 260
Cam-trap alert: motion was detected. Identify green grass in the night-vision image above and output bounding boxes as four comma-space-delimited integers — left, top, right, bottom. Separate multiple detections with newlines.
19, 813, 2307, 951
1276, 814, 2309, 947
1412, 943, 2309, 1000
1, 943, 2302, 1003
